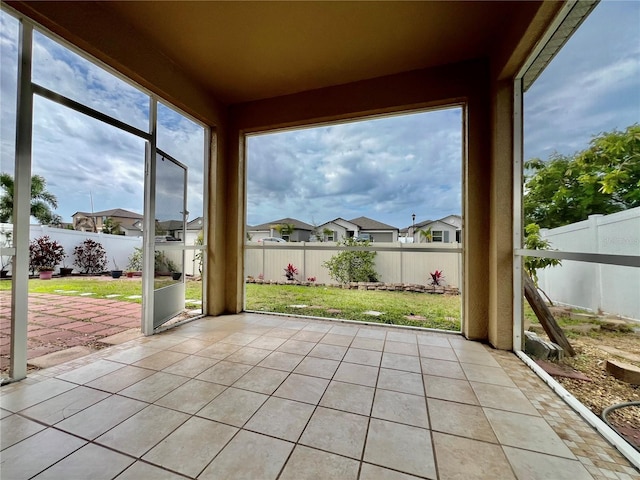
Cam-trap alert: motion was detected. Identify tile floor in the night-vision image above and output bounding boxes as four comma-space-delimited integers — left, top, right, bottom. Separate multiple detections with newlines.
1, 313, 638, 480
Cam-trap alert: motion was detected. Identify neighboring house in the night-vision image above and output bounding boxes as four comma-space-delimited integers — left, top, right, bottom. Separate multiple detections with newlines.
319, 216, 399, 242
350, 216, 399, 242
317, 218, 360, 242
410, 214, 462, 243
247, 217, 314, 242
157, 217, 204, 243
72, 208, 143, 236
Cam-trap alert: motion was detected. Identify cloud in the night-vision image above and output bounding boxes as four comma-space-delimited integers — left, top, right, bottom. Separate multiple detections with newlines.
524, 1, 640, 161
247, 108, 463, 228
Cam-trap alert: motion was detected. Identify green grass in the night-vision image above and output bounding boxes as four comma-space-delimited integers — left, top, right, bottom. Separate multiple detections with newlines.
1, 277, 461, 330
245, 284, 461, 330
0, 277, 202, 304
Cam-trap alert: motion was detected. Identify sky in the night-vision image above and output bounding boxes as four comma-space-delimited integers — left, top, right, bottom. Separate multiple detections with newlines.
1, 1, 638, 229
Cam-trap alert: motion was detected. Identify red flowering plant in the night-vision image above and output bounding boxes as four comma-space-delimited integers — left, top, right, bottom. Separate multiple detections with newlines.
29, 235, 65, 273
429, 270, 445, 286
284, 263, 298, 281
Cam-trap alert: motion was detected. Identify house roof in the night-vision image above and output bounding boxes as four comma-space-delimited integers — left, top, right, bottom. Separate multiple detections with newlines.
187, 217, 204, 230
157, 220, 183, 231
72, 208, 143, 219
349, 216, 398, 231
320, 218, 357, 229
250, 217, 314, 231
413, 216, 461, 230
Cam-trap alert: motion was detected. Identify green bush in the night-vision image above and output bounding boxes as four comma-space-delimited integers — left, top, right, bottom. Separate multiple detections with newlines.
73, 239, 106, 274
323, 237, 378, 284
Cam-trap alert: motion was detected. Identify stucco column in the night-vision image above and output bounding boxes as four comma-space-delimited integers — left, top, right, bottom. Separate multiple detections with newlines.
488, 79, 515, 349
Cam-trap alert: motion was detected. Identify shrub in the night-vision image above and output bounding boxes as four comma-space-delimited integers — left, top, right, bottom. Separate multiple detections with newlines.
73, 239, 107, 274
284, 263, 298, 281
323, 237, 378, 284
127, 247, 143, 271
29, 235, 65, 272
429, 270, 445, 286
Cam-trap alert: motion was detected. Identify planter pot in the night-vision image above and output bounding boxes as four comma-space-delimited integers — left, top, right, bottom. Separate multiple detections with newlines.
59, 267, 73, 276
111, 270, 123, 279
172, 272, 182, 281
39, 270, 54, 280
126, 271, 134, 278
0, 270, 8, 279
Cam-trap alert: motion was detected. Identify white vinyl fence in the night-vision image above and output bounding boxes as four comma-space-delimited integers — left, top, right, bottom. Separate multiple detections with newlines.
538, 208, 640, 320
245, 242, 461, 287
0, 224, 201, 277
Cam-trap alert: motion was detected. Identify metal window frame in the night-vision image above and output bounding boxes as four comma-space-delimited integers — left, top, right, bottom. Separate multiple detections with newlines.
513, 1, 640, 469
3, 6, 210, 380
242, 104, 467, 333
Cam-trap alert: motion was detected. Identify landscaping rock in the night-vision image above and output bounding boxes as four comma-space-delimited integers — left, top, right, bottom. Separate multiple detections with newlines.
524, 331, 564, 360
606, 360, 640, 385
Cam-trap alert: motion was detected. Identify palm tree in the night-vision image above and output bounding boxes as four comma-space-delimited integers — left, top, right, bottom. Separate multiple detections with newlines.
102, 217, 123, 235
0, 173, 59, 224
417, 227, 432, 243
271, 223, 295, 241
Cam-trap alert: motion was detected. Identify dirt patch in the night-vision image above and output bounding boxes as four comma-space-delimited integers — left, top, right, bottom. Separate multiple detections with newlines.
539, 333, 640, 449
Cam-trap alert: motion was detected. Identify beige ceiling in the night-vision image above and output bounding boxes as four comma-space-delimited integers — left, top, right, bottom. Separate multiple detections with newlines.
99, 1, 531, 105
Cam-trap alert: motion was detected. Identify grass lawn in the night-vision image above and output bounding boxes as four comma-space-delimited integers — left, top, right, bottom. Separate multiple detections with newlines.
1, 277, 461, 330
246, 284, 461, 330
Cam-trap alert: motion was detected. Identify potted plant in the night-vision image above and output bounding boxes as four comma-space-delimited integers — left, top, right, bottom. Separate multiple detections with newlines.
59, 256, 74, 276
111, 258, 123, 278
126, 247, 143, 277
29, 235, 65, 279
1, 230, 12, 278
0, 257, 11, 278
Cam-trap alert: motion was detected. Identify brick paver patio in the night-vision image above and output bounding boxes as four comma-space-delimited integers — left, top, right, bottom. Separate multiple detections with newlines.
0, 291, 141, 372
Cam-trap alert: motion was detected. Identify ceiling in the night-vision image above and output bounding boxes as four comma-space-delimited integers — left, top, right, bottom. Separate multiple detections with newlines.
99, 1, 533, 105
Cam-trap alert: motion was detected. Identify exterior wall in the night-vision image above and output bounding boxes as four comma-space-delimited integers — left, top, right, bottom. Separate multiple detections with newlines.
318, 221, 355, 242
290, 230, 312, 242
245, 242, 461, 287
367, 231, 394, 242
415, 221, 458, 243
538, 208, 640, 320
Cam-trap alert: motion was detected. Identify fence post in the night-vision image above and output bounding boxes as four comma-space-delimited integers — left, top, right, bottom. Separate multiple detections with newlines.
399, 242, 403, 284
590, 215, 603, 314
302, 242, 306, 281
